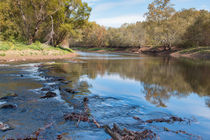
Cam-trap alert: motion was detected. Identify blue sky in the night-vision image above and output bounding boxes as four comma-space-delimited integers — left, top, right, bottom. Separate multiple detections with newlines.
83, 0, 210, 27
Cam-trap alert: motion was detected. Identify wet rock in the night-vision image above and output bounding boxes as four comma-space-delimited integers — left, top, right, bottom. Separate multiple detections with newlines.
55, 77, 65, 82
83, 97, 89, 103
0, 104, 17, 109
64, 88, 77, 94
0, 121, 11, 131
0, 93, 18, 100
61, 81, 72, 84
41, 87, 51, 91
40, 92, 57, 99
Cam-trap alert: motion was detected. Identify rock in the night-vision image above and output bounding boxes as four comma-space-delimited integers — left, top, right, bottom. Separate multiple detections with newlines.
0, 93, 18, 100
40, 92, 57, 99
41, 88, 51, 91
61, 81, 72, 84
0, 121, 11, 131
56, 77, 65, 82
64, 88, 77, 94
0, 104, 17, 109
83, 97, 89, 103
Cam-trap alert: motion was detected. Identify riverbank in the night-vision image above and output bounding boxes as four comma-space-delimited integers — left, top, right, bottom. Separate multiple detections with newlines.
0, 41, 77, 62
72, 46, 210, 60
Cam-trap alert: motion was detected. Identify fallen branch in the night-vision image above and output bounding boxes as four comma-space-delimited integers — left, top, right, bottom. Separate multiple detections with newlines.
104, 123, 156, 140
64, 97, 101, 128
133, 116, 184, 124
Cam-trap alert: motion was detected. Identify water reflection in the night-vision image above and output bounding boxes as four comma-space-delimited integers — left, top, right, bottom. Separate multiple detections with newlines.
1, 52, 210, 139
45, 54, 210, 109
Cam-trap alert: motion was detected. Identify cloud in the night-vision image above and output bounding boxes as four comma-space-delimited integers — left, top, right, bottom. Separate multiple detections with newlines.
94, 14, 145, 27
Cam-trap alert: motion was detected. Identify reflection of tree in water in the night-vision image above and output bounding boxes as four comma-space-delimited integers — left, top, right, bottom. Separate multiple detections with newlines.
143, 84, 170, 107
205, 98, 210, 108
43, 57, 210, 107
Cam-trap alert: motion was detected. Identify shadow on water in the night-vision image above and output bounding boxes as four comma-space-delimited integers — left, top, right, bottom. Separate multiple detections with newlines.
0, 52, 210, 139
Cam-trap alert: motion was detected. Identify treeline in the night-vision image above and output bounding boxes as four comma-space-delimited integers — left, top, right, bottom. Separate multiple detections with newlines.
0, 0, 91, 47
71, 0, 210, 49
0, 0, 209, 49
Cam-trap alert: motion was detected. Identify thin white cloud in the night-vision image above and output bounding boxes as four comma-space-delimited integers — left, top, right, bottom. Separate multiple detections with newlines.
94, 14, 145, 27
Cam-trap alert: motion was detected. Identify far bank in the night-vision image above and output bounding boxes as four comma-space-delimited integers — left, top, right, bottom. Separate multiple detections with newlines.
72, 46, 210, 60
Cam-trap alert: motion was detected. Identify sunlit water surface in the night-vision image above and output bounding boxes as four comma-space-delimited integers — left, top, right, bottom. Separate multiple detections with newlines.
0, 52, 210, 140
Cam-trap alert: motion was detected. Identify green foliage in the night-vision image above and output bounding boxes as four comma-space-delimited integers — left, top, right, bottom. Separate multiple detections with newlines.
29, 41, 44, 51
0, 53, 6, 56
180, 46, 210, 54
71, 22, 145, 48
144, 0, 210, 49
144, 0, 176, 49
1, 0, 209, 51
183, 10, 210, 47
0, 41, 11, 51
0, 0, 91, 47
75, 22, 108, 48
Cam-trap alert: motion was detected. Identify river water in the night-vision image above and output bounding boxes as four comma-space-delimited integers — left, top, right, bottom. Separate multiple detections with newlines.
0, 52, 210, 140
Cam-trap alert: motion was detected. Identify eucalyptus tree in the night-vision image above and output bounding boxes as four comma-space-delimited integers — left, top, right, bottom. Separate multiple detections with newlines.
144, 0, 176, 50
0, 0, 91, 46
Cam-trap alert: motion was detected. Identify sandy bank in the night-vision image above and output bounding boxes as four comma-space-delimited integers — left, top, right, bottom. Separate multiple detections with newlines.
0, 50, 77, 63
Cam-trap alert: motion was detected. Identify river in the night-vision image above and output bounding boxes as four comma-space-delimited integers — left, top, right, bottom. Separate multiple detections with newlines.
0, 52, 210, 140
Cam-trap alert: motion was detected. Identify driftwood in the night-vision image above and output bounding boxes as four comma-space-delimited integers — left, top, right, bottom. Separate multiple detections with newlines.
104, 123, 156, 140
64, 97, 101, 128
133, 116, 184, 123
163, 127, 202, 139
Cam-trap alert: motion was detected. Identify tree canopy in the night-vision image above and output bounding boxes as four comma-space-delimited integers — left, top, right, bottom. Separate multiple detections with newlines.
0, 0, 209, 49
0, 0, 91, 46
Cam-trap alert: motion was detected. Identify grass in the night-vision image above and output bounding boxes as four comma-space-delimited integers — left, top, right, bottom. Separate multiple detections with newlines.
179, 46, 210, 54
0, 40, 74, 54
0, 53, 6, 56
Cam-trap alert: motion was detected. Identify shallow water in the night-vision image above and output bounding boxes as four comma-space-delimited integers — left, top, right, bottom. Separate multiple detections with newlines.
0, 52, 210, 140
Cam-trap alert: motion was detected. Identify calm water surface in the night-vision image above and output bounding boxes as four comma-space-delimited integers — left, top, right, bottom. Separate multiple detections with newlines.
0, 52, 210, 140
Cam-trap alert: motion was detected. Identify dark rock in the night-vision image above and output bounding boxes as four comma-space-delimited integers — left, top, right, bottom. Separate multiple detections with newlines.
41, 88, 51, 91
56, 77, 65, 82
0, 93, 18, 100
40, 92, 57, 99
0, 104, 17, 109
83, 97, 89, 103
61, 81, 72, 84
64, 88, 77, 94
